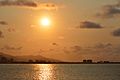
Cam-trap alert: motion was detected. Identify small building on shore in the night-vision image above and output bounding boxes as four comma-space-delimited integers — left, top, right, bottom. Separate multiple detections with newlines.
83, 59, 93, 63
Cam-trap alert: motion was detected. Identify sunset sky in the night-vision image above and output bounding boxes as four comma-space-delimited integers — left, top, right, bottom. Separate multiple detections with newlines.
0, 0, 120, 62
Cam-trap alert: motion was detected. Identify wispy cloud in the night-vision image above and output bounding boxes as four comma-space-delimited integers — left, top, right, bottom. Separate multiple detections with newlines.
0, 0, 64, 10
93, 43, 112, 49
63, 43, 117, 55
0, 0, 37, 7
52, 42, 58, 46
71, 45, 82, 53
79, 21, 103, 29
1, 45, 22, 50
97, 1, 120, 18
37, 3, 64, 11
39, 3, 62, 10
62, 43, 120, 61
0, 21, 8, 25
112, 28, 120, 37
0, 30, 4, 38
7, 27, 15, 32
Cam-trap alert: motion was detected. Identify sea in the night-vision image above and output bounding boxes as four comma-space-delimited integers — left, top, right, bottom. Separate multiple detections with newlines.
0, 64, 120, 80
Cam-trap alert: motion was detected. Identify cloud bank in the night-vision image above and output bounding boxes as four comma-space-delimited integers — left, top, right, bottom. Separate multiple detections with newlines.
79, 21, 103, 29
62, 43, 120, 61
0, 0, 37, 7
1, 45, 22, 50
0, 21, 8, 25
0, 0, 63, 10
52, 42, 58, 46
97, 1, 120, 18
39, 3, 61, 10
112, 28, 120, 37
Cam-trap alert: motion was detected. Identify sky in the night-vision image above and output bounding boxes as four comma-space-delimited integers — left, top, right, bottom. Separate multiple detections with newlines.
0, 0, 120, 62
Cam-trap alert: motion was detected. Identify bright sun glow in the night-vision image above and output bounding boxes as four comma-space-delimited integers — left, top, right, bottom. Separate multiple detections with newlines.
40, 17, 51, 27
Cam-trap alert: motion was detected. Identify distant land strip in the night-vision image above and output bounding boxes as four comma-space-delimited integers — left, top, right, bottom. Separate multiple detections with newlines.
0, 62, 120, 64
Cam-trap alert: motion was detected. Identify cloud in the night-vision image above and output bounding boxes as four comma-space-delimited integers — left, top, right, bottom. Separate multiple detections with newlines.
71, 45, 82, 53
63, 43, 114, 54
97, 1, 120, 18
37, 49, 45, 53
52, 42, 58, 46
94, 43, 112, 49
0, 21, 8, 25
39, 3, 63, 10
0, 30, 4, 38
62, 43, 120, 61
63, 46, 83, 54
0, 0, 63, 10
1, 45, 23, 50
79, 21, 103, 29
7, 27, 15, 32
112, 28, 120, 37
0, 0, 37, 7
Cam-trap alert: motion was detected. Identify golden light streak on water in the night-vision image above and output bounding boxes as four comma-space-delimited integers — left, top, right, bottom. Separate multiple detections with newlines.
34, 64, 55, 80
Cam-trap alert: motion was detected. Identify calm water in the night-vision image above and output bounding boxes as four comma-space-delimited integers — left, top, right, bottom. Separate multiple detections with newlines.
0, 64, 120, 80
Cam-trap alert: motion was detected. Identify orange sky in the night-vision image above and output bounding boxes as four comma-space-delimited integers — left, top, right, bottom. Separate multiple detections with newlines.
0, 0, 120, 61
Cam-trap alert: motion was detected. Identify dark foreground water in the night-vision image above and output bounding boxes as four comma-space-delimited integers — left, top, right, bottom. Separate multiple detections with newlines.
0, 64, 120, 80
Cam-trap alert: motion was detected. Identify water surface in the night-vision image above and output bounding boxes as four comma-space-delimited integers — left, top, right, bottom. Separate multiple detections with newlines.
0, 64, 120, 80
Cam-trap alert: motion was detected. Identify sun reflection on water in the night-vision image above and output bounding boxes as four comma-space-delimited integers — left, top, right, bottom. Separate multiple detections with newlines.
34, 64, 55, 80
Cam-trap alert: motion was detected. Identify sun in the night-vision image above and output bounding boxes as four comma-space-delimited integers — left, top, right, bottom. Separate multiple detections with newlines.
40, 17, 51, 27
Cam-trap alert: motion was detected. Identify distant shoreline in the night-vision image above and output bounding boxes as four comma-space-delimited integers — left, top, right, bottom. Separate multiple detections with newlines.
0, 62, 120, 64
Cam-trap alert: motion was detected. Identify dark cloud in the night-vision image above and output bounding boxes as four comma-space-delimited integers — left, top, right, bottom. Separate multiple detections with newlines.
7, 27, 15, 32
52, 43, 58, 46
97, 1, 120, 18
0, 0, 37, 7
0, 0, 63, 10
71, 45, 82, 53
1, 45, 22, 50
94, 43, 112, 49
39, 3, 62, 10
63, 46, 83, 54
79, 21, 103, 29
63, 43, 113, 54
112, 28, 120, 37
0, 21, 8, 25
0, 30, 4, 38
